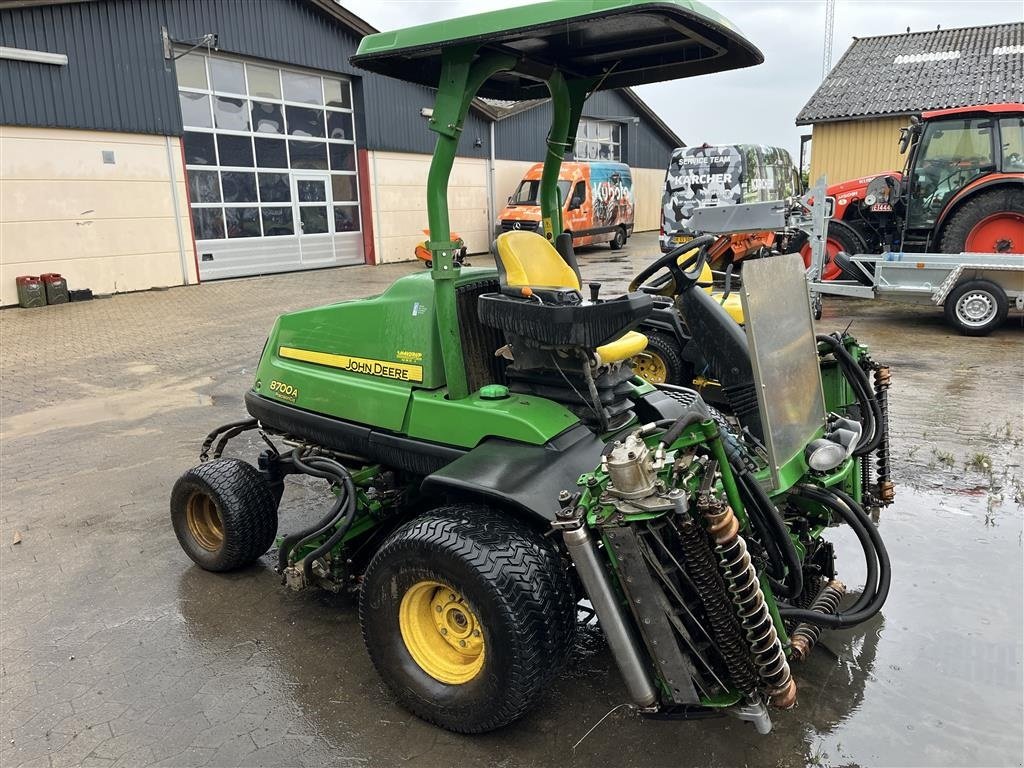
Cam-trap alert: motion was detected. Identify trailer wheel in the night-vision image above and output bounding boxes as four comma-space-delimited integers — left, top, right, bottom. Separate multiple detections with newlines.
632, 331, 687, 385
943, 279, 1009, 336
610, 226, 627, 250
940, 188, 1024, 254
359, 506, 575, 733
170, 459, 278, 572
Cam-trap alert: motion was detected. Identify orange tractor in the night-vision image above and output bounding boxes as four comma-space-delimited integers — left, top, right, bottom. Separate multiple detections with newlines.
802, 103, 1024, 280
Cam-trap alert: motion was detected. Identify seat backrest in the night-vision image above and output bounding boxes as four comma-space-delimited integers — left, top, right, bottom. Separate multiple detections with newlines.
494, 231, 581, 291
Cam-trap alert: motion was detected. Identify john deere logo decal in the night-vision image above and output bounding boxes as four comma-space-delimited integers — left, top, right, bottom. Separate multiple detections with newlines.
279, 346, 423, 382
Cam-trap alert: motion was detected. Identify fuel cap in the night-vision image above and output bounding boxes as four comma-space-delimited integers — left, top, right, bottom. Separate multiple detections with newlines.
479, 384, 510, 400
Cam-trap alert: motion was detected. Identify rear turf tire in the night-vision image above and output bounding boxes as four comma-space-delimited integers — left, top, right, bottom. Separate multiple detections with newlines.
170, 458, 278, 572
633, 330, 687, 385
359, 506, 575, 733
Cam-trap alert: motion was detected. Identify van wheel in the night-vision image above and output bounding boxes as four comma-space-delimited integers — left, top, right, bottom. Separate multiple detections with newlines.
610, 227, 627, 250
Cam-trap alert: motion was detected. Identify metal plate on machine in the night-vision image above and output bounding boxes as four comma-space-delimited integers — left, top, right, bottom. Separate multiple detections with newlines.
739, 253, 827, 489
689, 200, 788, 235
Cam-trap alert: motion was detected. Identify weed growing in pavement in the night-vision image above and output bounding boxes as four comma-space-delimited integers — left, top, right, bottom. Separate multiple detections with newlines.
932, 448, 956, 467
967, 452, 993, 473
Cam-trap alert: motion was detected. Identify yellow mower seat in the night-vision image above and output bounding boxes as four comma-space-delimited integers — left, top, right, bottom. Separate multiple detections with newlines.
695, 262, 745, 324
493, 231, 648, 363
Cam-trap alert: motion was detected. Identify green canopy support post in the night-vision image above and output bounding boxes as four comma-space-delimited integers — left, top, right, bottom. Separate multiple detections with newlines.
425, 47, 516, 400
539, 74, 594, 241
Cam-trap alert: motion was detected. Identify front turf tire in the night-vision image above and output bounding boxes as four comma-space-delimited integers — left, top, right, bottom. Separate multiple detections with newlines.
170, 458, 278, 572
633, 330, 687, 385
359, 506, 575, 733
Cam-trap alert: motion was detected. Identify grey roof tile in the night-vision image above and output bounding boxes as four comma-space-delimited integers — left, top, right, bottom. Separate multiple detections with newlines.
796, 22, 1024, 124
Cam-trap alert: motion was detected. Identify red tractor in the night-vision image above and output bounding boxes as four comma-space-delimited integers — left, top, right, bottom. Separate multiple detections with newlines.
804, 104, 1024, 279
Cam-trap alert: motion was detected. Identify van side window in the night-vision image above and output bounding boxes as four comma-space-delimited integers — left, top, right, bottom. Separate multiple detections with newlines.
568, 181, 587, 209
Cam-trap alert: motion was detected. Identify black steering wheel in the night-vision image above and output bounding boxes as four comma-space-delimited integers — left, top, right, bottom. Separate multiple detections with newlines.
628, 234, 716, 296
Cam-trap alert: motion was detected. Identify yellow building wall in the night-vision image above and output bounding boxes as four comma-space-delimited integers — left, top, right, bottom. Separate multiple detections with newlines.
808, 117, 909, 186
0, 126, 196, 307
366, 150, 490, 264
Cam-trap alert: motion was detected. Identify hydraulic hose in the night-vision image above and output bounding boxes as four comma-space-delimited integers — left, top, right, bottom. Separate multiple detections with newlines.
817, 334, 883, 455
276, 450, 353, 573
301, 469, 357, 582
734, 465, 803, 599
778, 485, 890, 628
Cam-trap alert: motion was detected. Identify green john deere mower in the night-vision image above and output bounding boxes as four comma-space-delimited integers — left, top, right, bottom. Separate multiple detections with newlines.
171, 0, 894, 736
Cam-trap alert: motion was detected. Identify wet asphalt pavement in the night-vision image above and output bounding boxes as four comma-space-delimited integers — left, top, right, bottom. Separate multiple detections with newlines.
2, 231, 1022, 767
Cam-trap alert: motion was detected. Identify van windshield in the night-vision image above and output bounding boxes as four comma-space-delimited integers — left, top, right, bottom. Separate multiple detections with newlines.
511, 179, 572, 206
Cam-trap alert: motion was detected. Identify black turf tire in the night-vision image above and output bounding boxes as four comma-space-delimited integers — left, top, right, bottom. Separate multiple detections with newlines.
170, 458, 278, 572
610, 226, 627, 250
638, 330, 688, 385
939, 188, 1024, 254
942, 279, 1009, 336
359, 506, 576, 733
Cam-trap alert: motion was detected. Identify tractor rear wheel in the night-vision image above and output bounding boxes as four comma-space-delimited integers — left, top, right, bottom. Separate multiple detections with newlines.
800, 219, 868, 280
359, 506, 575, 733
943, 279, 1009, 336
170, 459, 278, 572
940, 188, 1024, 254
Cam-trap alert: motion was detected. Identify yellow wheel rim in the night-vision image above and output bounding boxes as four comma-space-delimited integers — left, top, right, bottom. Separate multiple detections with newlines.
632, 351, 668, 384
399, 580, 485, 684
185, 491, 224, 551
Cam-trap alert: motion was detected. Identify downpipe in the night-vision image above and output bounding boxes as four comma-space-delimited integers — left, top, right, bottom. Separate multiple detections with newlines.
554, 504, 659, 709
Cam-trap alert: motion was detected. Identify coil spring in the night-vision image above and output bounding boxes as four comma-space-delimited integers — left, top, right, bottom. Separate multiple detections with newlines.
703, 503, 797, 709
873, 366, 894, 506
789, 580, 846, 662
675, 518, 760, 697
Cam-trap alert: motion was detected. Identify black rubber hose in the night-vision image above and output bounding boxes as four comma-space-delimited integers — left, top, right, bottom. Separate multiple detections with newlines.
276, 450, 348, 572
734, 466, 803, 599
659, 411, 706, 449
288, 455, 355, 559
778, 485, 890, 628
817, 334, 883, 455
301, 470, 357, 582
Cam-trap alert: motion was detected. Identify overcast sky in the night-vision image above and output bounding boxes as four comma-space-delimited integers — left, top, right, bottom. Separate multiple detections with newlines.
342, 0, 1022, 159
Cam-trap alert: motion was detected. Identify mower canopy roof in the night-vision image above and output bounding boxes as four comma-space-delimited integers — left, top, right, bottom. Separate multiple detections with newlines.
350, 0, 763, 100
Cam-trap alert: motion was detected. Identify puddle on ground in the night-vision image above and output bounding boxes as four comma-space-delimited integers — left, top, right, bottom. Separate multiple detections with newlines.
0, 377, 213, 439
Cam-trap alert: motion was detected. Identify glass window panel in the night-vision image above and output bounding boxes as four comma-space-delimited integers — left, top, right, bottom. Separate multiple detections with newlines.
333, 205, 359, 232
251, 101, 284, 134
597, 122, 612, 140
323, 79, 351, 109
611, 124, 621, 144
216, 135, 254, 167
221, 171, 257, 203
188, 170, 220, 203
326, 111, 353, 141
261, 206, 294, 236
289, 140, 327, 170
192, 207, 224, 239
300, 206, 329, 234
210, 58, 246, 94
225, 206, 261, 238
214, 96, 249, 131
183, 132, 217, 165
175, 53, 207, 89
179, 92, 212, 128
331, 174, 357, 202
286, 105, 325, 138
255, 137, 287, 168
247, 63, 281, 99
258, 172, 290, 203
282, 71, 322, 104
329, 143, 356, 171
297, 179, 327, 202
1000, 117, 1024, 170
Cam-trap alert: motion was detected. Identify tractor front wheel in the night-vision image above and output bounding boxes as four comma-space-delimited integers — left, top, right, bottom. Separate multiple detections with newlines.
800, 219, 868, 280
170, 459, 278, 572
359, 506, 575, 733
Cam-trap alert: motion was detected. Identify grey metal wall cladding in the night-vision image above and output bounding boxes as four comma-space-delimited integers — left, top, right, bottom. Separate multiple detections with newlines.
0, 0, 491, 157
494, 89, 676, 169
